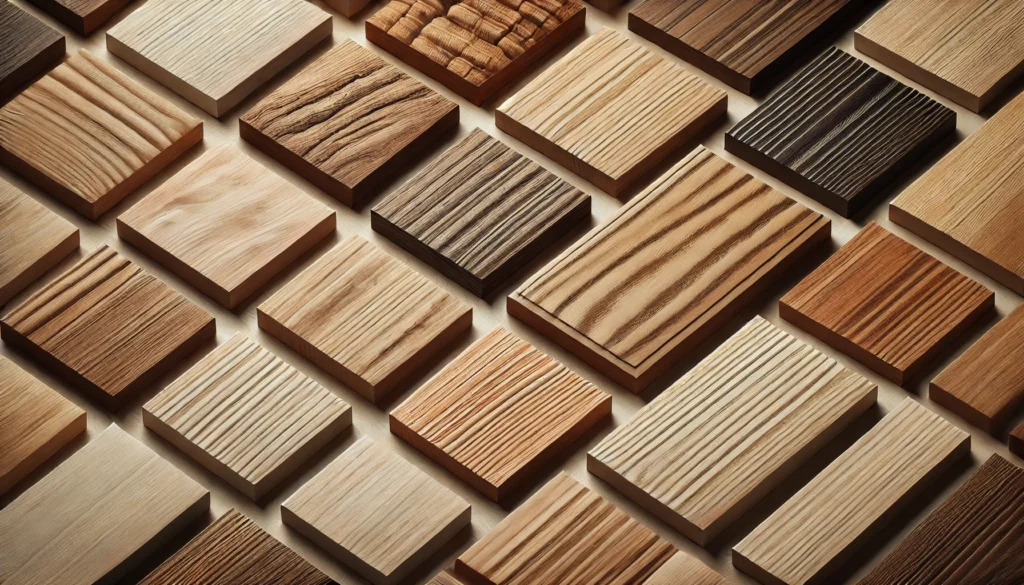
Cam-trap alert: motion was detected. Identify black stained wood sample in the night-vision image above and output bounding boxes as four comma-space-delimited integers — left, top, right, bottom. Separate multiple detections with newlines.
0, 2, 63, 103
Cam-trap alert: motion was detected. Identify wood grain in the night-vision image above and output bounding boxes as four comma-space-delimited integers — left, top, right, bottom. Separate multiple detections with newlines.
371, 129, 589, 298
495, 28, 727, 196
508, 146, 830, 392
28, 0, 129, 34
1012, 422, 1024, 458
430, 571, 468, 585
0, 2, 63, 103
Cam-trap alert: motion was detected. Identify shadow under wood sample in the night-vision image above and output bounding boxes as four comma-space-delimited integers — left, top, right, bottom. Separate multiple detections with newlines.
0, 2, 63, 102
726, 47, 955, 218
372, 129, 589, 298
1013, 423, 1024, 458
28, 0, 129, 34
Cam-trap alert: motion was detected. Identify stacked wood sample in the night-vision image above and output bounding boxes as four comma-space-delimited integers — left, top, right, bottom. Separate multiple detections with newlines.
28, 0, 129, 34
0, 2, 62, 102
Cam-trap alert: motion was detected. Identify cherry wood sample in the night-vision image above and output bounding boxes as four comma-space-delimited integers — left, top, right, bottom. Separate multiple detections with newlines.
283, 437, 471, 585
733, 398, 971, 585
1012, 423, 1024, 458
0, 2, 63, 102
495, 28, 727, 196
508, 147, 830, 392
0, 245, 215, 409
117, 147, 336, 309
726, 47, 955, 218
372, 129, 589, 298
28, 0, 128, 35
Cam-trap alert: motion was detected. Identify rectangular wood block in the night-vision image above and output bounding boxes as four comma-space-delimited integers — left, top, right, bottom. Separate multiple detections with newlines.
0, 2, 63, 102
28, 0, 129, 35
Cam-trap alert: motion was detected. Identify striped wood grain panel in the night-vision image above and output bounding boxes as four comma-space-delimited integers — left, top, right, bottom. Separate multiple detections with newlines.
0, 2, 63, 102
28, 0, 129, 34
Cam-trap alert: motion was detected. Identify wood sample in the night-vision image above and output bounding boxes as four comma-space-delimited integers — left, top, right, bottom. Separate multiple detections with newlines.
588, 316, 877, 546
0, 245, 215, 409
241, 39, 458, 208
495, 28, 727, 196
258, 236, 471, 403
282, 437, 471, 585
430, 571, 468, 585
508, 147, 830, 392
780, 222, 994, 386
371, 129, 590, 298
725, 47, 956, 218
326, 0, 373, 18
0, 2, 63, 102
0, 50, 202, 220
106, 0, 332, 117
28, 0, 129, 35
1012, 422, 1024, 458
733, 398, 971, 585
0, 424, 210, 585
117, 147, 336, 309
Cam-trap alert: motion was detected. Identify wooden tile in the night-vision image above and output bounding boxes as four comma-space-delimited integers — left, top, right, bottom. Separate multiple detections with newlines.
0, 2, 63, 102
325, 0, 373, 18
589, 316, 877, 546
371, 129, 589, 298
0, 50, 202, 220
0, 424, 210, 585
1012, 422, 1024, 458
733, 398, 970, 585
725, 47, 955, 218
241, 39, 458, 208
258, 236, 471, 403
106, 0, 332, 117
117, 146, 336, 309
495, 28, 727, 196
282, 437, 471, 585
144, 333, 352, 501
0, 245, 215, 410
508, 147, 829, 392
28, 0, 128, 35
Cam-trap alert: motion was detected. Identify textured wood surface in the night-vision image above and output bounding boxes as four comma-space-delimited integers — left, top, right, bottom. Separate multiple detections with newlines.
0, 2, 62, 102
495, 28, 727, 196
27, 0, 128, 34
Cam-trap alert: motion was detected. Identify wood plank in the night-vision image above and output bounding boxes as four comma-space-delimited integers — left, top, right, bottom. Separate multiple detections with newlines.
27, 0, 129, 35
780, 222, 994, 386
1012, 422, 1024, 458
495, 28, 727, 196
733, 398, 971, 585
508, 146, 830, 392
0, 2, 63, 102
588, 316, 876, 546
371, 129, 589, 298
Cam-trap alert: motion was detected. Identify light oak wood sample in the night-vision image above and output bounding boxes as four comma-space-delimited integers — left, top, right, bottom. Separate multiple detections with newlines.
588, 316, 877, 546
1012, 422, 1024, 458
0, 50, 202, 220
0, 245, 215, 409
495, 28, 727, 196
283, 437, 471, 585
733, 398, 970, 585
258, 236, 471, 403
27, 0, 129, 34
117, 146, 336, 309
0, 424, 210, 585
0, 2, 63, 102
508, 147, 830, 392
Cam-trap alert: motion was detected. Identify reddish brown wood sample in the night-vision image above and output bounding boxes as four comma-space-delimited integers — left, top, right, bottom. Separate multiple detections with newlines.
0, 2, 63, 103
28, 0, 130, 35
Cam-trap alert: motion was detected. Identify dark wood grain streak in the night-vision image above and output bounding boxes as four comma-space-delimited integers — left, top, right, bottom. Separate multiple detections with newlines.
28, 0, 130, 34
0, 3, 63, 103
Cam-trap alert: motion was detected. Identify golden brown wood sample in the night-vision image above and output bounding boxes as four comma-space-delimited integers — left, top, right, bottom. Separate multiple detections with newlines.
508, 147, 830, 392
495, 28, 727, 196
0, 2, 63, 103
28, 0, 129, 35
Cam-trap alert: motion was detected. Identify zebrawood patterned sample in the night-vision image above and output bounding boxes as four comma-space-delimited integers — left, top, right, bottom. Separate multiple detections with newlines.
495, 28, 727, 196
726, 47, 955, 218
0, 2, 62, 102
372, 129, 589, 298
508, 147, 830, 392
733, 398, 971, 585
28, 0, 128, 34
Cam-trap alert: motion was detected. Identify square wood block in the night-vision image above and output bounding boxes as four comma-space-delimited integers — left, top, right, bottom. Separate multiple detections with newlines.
28, 0, 129, 35
0, 2, 63, 102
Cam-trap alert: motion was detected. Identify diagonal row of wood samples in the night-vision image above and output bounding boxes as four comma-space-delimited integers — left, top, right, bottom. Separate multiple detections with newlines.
0, 2, 62, 103
28, 0, 130, 34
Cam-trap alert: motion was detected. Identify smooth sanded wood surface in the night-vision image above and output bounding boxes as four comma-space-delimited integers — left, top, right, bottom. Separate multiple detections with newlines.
27, 0, 128, 34
371, 129, 589, 298
0, 2, 63, 102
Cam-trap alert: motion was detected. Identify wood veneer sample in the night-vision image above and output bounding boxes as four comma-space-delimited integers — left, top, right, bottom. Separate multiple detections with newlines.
508, 147, 830, 392
733, 398, 971, 585
0, 2, 63, 102
495, 28, 727, 196
28, 0, 128, 35
1012, 422, 1024, 458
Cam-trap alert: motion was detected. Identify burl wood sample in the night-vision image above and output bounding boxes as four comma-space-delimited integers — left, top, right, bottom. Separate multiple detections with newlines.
241, 39, 458, 208
495, 28, 727, 196
0, 50, 202, 220
733, 398, 971, 585
28, 0, 128, 35
283, 437, 471, 585
508, 147, 830, 392
725, 47, 955, 218
0, 245, 215, 409
780, 222, 994, 386
372, 129, 589, 298
0, 2, 63, 102
0, 424, 210, 585
117, 147, 336, 309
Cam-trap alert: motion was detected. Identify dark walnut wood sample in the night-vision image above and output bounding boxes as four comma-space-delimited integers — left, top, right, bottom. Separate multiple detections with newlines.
28, 0, 129, 35
1013, 423, 1024, 458
372, 129, 589, 298
726, 47, 955, 218
0, 2, 63, 103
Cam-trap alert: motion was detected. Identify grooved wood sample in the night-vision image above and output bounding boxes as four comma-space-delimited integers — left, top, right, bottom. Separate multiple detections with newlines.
508, 147, 830, 392
143, 333, 352, 501
240, 39, 459, 208
725, 47, 956, 218
495, 28, 727, 196
258, 236, 471, 403
282, 437, 471, 585
0, 245, 216, 409
780, 222, 994, 386
0, 424, 210, 585
371, 129, 590, 298
1012, 423, 1024, 458
28, 0, 129, 34
0, 2, 63, 102
588, 316, 877, 546
117, 147, 336, 309
0, 50, 202, 220
733, 398, 971, 585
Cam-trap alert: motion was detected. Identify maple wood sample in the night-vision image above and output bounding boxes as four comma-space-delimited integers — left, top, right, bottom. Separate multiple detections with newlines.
0, 2, 63, 102
28, 0, 128, 34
